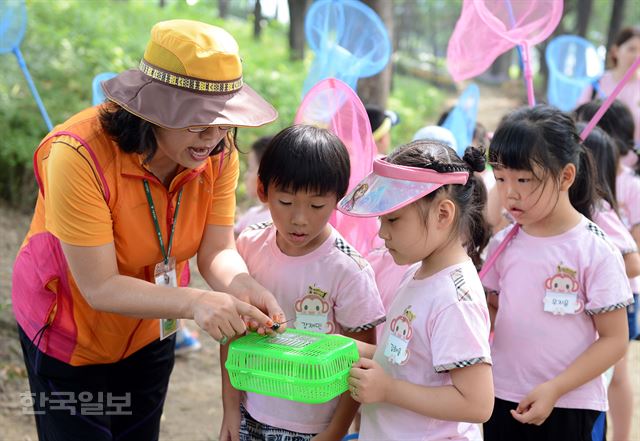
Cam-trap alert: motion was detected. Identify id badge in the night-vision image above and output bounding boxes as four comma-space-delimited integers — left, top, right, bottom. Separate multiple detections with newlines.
154, 256, 179, 340
543, 291, 583, 315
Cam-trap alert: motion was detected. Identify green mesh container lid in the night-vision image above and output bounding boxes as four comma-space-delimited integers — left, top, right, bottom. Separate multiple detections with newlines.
225, 329, 359, 404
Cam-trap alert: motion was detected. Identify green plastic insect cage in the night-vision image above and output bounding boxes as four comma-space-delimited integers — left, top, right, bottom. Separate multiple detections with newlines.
225, 329, 359, 404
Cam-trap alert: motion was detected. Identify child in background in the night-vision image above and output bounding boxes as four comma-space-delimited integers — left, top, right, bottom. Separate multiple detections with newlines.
575, 100, 640, 339
221, 125, 386, 441
482, 105, 631, 441
578, 26, 640, 152
580, 124, 640, 440
365, 105, 399, 156
575, 100, 640, 229
234, 135, 273, 236
577, 121, 640, 441
339, 140, 494, 441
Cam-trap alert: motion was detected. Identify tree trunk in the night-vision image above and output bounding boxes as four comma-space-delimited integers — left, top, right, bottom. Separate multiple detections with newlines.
606, 0, 627, 52
575, 0, 593, 37
218, 0, 229, 19
159, 0, 166, 7
253, 0, 262, 40
356, 0, 393, 108
288, 0, 310, 60
537, 0, 572, 94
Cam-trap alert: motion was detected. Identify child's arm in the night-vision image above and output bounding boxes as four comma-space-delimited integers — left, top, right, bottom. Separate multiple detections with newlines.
349, 358, 494, 423
486, 290, 499, 331
354, 338, 377, 359
511, 307, 628, 425
219, 341, 242, 441
623, 251, 640, 278
312, 328, 377, 441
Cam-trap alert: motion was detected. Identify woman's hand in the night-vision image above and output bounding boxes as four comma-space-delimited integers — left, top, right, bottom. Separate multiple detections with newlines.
191, 290, 274, 343
348, 357, 393, 404
244, 286, 286, 335
196, 225, 286, 335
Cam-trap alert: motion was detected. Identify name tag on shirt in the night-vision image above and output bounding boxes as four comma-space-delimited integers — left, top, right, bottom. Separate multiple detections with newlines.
154, 257, 178, 340
543, 290, 582, 315
384, 333, 409, 365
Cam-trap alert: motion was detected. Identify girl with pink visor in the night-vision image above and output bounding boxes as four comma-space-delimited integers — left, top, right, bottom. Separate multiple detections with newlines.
338, 140, 494, 441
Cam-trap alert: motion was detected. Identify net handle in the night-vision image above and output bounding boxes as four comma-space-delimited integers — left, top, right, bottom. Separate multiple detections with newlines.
579, 56, 640, 141
479, 223, 519, 281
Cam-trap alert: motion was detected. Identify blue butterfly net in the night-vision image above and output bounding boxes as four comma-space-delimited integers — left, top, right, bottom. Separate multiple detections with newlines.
92, 72, 117, 106
546, 35, 604, 112
302, 0, 391, 96
442, 83, 479, 156
1, 0, 52, 130
0, 0, 26, 54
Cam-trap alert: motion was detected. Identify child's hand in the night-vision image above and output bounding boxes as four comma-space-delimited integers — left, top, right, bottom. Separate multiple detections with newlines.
348, 357, 392, 404
510, 381, 560, 425
218, 408, 241, 441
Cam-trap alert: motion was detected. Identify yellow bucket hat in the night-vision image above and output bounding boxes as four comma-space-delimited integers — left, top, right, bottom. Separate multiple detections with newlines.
102, 19, 278, 129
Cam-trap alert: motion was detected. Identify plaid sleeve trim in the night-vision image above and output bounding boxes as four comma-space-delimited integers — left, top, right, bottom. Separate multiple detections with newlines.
586, 221, 607, 240
342, 316, 386, 333
585, 297, 634, 316
247, 221, 272, 230
334, 237, 368, 269
434, 356, 492, 373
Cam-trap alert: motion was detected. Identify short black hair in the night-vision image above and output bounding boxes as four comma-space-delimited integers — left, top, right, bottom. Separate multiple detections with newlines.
365, 105, 387, 132
576, 123, 619, 213
258, 124, 350, 200
574, 99, 636, 157
99, 102, 236, 163
251, 135, 273, 163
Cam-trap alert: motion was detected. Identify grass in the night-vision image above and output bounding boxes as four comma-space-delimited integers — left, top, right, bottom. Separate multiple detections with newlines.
0, 0, 445, 209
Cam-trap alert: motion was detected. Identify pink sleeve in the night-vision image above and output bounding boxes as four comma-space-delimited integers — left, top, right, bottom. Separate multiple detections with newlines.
333, 266, 386, 332
429, 302, 492, 373
624, 176, 640, 228
366, 248, 413, 311
235, 229, 251, 260
584, 245, 634, 315
593, 208, 638, 255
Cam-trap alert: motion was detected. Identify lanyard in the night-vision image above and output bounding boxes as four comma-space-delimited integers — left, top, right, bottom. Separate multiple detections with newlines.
143, 180, 183, 265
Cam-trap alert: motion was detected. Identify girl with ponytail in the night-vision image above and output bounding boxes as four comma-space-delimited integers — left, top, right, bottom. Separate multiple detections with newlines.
482, 105, 632, 441
337, 140, 494, 440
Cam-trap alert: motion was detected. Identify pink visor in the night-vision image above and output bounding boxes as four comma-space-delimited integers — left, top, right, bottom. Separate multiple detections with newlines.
337, 157, 469, 217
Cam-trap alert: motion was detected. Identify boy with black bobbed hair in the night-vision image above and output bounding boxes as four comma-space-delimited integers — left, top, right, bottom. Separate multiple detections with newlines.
221, 124, 385, 441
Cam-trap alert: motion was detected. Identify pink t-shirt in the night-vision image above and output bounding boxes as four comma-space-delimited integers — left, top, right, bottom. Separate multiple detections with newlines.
236, 223, 386, 434
360, 260, 491, 441
593, 201, 638, 255
578, 70, 640, 143
594, 201, 640, 292
366, 247, 414, 311
234, 204, 271, 235
483, 217, 633, 411
616, 166, 640, 230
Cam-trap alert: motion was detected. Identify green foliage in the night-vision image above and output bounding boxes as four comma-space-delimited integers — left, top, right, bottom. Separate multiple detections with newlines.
0, 0, 444, 209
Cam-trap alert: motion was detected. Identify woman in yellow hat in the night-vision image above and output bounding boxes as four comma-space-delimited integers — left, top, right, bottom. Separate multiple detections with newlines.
12, 19, 283, 439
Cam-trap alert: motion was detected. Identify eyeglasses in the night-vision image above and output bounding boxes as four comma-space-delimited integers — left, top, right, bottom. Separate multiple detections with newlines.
187, 125, 232, 133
